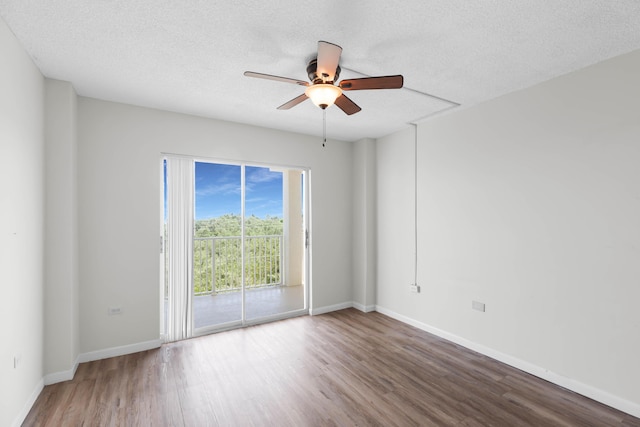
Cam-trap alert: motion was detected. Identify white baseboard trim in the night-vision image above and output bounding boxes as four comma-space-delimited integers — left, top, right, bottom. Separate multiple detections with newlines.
77, 338, 163, 364
352, 302, 376, 313
12, 378, 44, 427
310, 301, 353, 316
311, 301, 378, 315
44, 356, 80, 385
375, 305, 640, 419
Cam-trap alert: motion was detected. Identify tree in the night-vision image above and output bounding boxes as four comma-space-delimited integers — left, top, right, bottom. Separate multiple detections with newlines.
192, 215, 283, 294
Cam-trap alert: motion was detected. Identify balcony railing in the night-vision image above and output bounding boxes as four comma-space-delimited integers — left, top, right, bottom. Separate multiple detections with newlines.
193, 235, 283, 295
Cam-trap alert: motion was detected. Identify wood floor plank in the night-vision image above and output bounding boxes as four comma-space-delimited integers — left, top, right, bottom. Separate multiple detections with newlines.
23, 309, 640, 426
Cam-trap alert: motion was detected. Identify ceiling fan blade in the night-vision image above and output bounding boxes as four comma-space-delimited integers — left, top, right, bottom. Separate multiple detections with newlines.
277, 94, 309, 110
334, 94, 361, 115
339, 75, 404, 91
316, 41, 342, 82
244, 71, 308, 86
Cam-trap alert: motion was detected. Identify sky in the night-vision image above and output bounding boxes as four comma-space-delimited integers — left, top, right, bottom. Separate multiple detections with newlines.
194, 162, 283, 220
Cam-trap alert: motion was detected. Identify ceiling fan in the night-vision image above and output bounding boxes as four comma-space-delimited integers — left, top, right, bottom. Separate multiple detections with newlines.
244, 41, 404, 115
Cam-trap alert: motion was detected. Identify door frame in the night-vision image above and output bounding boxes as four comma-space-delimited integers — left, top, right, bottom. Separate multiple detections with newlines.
160, 154, 311, 339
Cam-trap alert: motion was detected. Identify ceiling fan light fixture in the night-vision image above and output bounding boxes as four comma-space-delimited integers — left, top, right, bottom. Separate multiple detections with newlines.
245, 41, 402, 115
305, 84, 342, 109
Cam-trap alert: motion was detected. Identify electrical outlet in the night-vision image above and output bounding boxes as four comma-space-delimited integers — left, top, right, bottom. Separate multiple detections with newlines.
108, 306, 122, 315
472, 301, 485, 312
409, 284, 420, 293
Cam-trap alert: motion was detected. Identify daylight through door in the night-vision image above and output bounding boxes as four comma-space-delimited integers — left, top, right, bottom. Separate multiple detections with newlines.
163, 158, 308, 338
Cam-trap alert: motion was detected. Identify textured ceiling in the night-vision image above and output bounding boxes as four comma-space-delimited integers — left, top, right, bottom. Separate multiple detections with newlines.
2, 1, 640, 142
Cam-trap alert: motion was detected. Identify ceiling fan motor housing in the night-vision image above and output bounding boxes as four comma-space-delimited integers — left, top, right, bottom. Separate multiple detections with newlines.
307, 58, 341, 84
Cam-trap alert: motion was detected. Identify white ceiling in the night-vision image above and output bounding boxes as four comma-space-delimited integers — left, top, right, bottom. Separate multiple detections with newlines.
2, 1, 640, 142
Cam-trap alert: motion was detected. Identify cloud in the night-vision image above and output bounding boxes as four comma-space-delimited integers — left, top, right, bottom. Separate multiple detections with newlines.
195, 182, 240, 197
246, 168, 280, 184
246, 198, 282, 216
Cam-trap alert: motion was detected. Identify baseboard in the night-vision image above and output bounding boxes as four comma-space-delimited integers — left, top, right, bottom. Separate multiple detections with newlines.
352, 302, 376, 313
375, 305, 640, 419
77, 338, 163, 364
44, 356, 80, 385
12, 378, 43, 427
311, 301, 378, 315
310, 301, 353, 316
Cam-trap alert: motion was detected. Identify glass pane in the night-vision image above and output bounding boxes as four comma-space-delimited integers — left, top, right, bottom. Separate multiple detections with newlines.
193, 162, 242, 329
244, 167, 305, 320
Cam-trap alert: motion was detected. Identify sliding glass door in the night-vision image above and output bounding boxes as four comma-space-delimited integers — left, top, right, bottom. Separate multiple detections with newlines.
163, 157, 308, 339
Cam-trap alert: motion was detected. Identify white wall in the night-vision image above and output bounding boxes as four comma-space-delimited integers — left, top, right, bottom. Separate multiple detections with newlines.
44, 78, 79, 381
376, 127, 416, 309
377, 49, 640, 415
0, 18, 45, 427
77, 98, 354, 353
352, 138, 377, 311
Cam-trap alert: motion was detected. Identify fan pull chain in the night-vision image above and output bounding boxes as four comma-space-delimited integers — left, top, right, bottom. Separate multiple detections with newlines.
322, 109, 327, 147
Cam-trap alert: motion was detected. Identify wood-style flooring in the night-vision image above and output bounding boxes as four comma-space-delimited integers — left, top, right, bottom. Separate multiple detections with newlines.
24, 309, 640, 426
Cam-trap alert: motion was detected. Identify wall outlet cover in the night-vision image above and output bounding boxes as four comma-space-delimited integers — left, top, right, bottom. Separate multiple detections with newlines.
108, 307, 123, 315
472, 301, 485, 312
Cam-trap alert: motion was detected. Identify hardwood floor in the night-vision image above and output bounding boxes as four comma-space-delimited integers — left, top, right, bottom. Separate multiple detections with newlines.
24, 309, 640, 426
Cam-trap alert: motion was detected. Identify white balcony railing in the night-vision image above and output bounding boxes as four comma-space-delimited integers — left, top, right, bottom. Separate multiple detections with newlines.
193, 235, 283, 295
